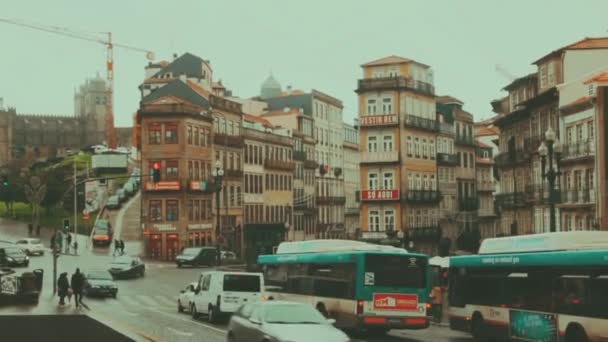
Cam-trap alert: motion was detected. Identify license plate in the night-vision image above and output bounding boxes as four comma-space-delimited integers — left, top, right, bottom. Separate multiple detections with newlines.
388, 318, 402, 325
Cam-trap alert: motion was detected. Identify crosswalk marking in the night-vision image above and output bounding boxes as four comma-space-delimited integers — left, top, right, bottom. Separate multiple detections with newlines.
85, 294, 178, 311
136, 294, 160, 307
120, 295, 142, 307
154, 295, 176, 306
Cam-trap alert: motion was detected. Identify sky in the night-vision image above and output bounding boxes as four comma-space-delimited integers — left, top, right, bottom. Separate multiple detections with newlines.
1, 0, 608, 127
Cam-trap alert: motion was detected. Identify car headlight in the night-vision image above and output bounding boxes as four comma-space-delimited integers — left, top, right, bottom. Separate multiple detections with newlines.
25, 256, 29, 261
6, 257, 14, 262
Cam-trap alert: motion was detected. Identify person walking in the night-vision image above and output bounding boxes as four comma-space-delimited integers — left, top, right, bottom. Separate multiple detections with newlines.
73, 240, 79, 256
113, 239, 120, 257
71, 268, 85, 308
120, 240, 125, 256
57, 272, 70, 306
66, 234, 72, 254
430, 285, 443, 323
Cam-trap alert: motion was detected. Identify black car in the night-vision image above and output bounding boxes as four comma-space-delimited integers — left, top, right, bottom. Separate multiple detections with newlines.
175, 247, 217, 268
0, 244, 30, 267
108, 256, 145, 279
84, 270, 118, 298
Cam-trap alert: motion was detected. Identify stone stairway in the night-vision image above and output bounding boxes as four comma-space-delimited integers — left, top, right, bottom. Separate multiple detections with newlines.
120, 191, 141, 241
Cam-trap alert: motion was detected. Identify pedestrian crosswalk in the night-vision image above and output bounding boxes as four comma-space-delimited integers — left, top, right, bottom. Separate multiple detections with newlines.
85, 293, 179, 311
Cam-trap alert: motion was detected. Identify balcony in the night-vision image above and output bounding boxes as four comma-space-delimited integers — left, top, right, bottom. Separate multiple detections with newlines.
496, 192, 526, 209
524, 135, 543, 154
360, 151, 399, 164
439, 122, 454, 135
360, 231, 389, 240
213, 133, 244, 148
316, 196, 347, 205
559, 189, 595, 206
361, 189, 400, 201
359, 113, 399, 127
437, 153, 459, 166
403, 115, 439, 132
404, 190, 441, 203
294, 202, 315, 214
477, 181, 495, 192
356, 76, 435, 96
345, 207, 360, 215
408, 225, 440, 241
561, 141, 595, 162
455, 135, 475, 146
224, 169, 243, 179
293, 150, 306, 161
264, 159, 296, 171
458, 197, 479, 211
494, 149, 530, 167
303, 159, 318, 169
478, 209, 496, 217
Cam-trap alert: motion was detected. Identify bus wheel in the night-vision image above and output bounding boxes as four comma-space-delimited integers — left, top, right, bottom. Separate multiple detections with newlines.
565, 324, 588, 342
471, 315, 486, 342
316, 303, 329, 318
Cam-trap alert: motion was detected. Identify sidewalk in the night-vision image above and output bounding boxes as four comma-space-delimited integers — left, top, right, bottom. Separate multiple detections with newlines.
0, 217, 90, 252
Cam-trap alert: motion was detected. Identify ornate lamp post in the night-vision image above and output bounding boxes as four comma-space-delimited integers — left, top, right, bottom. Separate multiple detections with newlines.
212, 160, 224, 265
538, 127, 562, 233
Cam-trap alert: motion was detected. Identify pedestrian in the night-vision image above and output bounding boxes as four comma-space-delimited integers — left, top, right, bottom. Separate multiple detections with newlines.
71, 268, 85, 308
113, 239, 120, 257
28, 223, 33, 236
73, 240, 78, 256
66, 234, 72, 254
120, 239, 125, 256
430, 285, 443, 323
57, 272, 70, 306
50, 231, 56, 251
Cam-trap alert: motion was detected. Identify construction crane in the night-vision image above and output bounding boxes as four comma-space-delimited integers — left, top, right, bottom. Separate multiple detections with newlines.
0, 17, 154, 148
495, 64, 517, 82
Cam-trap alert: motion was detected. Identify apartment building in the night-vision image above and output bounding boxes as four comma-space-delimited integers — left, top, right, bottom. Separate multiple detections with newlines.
493, 37, 608, 235
476, 141, 497, 238
588, 72, 608, 228
355, 55, 439, 255
343, 122, 360, 238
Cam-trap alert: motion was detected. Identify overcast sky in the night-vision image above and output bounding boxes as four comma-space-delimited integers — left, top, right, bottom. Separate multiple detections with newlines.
1, 0, 608, 127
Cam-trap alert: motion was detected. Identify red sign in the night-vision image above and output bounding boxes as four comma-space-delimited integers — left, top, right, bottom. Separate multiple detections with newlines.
82, 214, 89, 221
360, 114, 398, 126
145, 181, 180, 191
373, 293, 418, 311
361, 189, 399, 201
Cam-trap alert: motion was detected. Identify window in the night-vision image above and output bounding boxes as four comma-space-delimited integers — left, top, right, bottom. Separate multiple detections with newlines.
430, 140, 435, 159
577, 124, 583, 142
415, 138, 420, 157
384, 210, 395, 232
469, 153, 474, 168
368, 136, 377, 152
368, 173, 378, 190
149, 200, 162, 222
422, 139, 428, 159
588, 121, 594, 142
430, 175, 436, 190
407, 136, 413, 156
187, 126, 193, 144
383, 136, 393, 151
165, 124, 178, 144
166, 200, 179, 221
369, 210, 380, 231
383, 172, 394, 189
166, 160, 178, 180
423, 174, 429, 190
382, 97, 393, 114
367, 98, 377, 115
148, 124, 162, 144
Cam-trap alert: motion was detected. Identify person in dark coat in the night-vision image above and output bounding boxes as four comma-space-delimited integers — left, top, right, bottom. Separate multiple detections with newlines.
113, 239, 120, 257
71, 268, 85, 307
66, 234, 72, 254
57, 273, 70, 305
120, 240, 125, 255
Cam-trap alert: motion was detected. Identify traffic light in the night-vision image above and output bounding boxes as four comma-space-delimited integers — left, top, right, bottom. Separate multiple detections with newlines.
152, 162, 161, 182
63, 219, 70, 232
1, 175, 8, 187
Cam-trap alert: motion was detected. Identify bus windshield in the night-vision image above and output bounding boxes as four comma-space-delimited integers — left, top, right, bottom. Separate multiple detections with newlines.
365, 254, 427, 288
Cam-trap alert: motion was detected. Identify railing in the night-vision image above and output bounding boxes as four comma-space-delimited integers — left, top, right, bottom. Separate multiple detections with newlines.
408, 225, 440, 241
496, 192, 526, 208
458, 197, 479, 211
213, 133, 244, 148
478, 209, 495, 217
360, 151, 399, 163
303, 159, 318, 169
360, 231, 389, 240
404, 115, 439, 132
345, 207, 360, 215
404, 190, 441, 203
494, 149, 530, 167
437, 152, 459, 166
357, 76, 435, 96
439, 122, 454, 135
264, 159, 296, 171
524, 135, 543, 154
561, 141, 595, 161
455, 135, 475, 146
560, 189, 595, 204
224, 169, 244, 179
293, 150, 306, 161
477, 181, 495, 192
316, 196, 347, 205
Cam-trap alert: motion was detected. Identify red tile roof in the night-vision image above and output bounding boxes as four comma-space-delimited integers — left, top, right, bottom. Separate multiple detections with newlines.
143, 77, 176, 84
476, 157, 493, 166
475, 125, 499, 137
566, 96, 592, 107
362, 55, 412, 67
584, 71, 608, 84
263, 108, 301, 117
476, 140, 492, 148
244, 114, 273, 127
534, 37, 608, 64
186, 80, 211, 98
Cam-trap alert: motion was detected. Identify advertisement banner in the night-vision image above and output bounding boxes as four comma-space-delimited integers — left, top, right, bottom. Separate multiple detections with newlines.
0, 274, 18, 295
373, 293, 418, 311
509, 310, 558, 342
85, 180, 105, 214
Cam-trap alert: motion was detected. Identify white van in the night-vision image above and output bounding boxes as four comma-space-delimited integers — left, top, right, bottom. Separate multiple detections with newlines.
190, 271, 264, 323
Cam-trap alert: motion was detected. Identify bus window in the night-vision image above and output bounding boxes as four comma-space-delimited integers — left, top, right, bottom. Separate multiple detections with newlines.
590, 275, 608, 319
365, 254, 426, 288
556, 275, 590, 316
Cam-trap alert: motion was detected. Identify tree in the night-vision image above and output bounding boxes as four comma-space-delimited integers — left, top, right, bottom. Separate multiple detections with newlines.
0, 163, 26, 217
41, 168, 66, 214
23, 176, 47, 229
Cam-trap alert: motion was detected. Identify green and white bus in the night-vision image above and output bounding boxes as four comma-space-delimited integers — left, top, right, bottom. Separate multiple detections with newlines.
258, 240, 431, 334
449, 232, 608, 342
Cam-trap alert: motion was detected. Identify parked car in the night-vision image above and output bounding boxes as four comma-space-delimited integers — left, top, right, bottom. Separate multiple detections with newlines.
108, 256, 145, 279
15, 238, 44, 256
92, 220, 113, 247
0, 244, 30, 267
221, 251, 237, 261
116, 189, 126, 203
105, 195, 121, 210
191, 271, 264, 323
115, 147, 130, 155
177, 282, 199, 313
176, 247, 217, 268
227, 301, 349, 342
123, 182, 134, 196
84, 270, 118, 298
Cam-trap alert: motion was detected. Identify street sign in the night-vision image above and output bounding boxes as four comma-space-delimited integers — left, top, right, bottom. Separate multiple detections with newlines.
83, 213, 89, 220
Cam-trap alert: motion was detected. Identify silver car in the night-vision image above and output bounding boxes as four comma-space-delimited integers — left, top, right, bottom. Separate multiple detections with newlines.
226, 301, 350, 342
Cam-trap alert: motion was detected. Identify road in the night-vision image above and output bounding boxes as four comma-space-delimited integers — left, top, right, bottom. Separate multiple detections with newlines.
0, 214, 473, 342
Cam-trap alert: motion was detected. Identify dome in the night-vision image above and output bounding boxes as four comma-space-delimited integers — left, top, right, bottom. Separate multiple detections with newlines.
260, 73, 282, 99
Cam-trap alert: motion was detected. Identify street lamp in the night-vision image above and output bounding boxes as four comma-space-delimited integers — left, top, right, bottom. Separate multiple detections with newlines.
397, 230, 405, 249
538, 127, 562, 233
284, 222, 290, 242
212, 160, 224, 265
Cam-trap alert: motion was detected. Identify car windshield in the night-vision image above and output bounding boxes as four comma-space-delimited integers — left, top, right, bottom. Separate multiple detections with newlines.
29, 239, 41, 244
263, 304, 327, 324
182, 248, 200, 256
223, 274, 260, 292
95, 227, 108, 234
95, 220, 109, 229
5, 247, 24, 256
88, 271, 113, 280
111, 257, 132, 265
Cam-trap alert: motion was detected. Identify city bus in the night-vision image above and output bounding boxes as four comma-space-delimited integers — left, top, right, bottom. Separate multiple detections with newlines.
257, 239, 431, 334
448, 232, 608, 342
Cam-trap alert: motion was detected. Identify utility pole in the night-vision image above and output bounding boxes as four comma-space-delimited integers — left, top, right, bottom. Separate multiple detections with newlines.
73, 161, 78, 238
52, 243, 60, 294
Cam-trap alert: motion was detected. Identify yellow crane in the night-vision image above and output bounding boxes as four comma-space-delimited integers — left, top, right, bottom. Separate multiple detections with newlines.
0, 17, 154, 148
